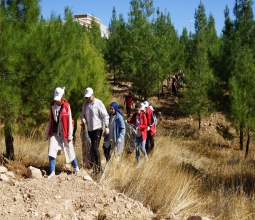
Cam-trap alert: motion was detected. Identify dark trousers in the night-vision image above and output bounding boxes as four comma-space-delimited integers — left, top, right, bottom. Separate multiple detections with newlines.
172, 85, 177, 96
103, 145, 111, 162
145, 131, 155, 153
126, 106, 131, 118
88, 129, 103, 172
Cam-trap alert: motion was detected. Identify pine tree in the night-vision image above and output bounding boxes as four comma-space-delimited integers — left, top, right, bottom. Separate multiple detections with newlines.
228, 0, 255, 152
106, 7, 127, 84
123, 0, 156, 99
229, 47, 255, 156
179, 1, 216, 129
0, 0, 41, 159
153, 10, 180, 98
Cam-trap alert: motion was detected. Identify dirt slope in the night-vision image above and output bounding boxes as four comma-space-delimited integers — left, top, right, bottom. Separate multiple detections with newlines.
0, 169, 153, 220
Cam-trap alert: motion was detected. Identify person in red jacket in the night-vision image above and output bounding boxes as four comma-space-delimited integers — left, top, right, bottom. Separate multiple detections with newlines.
143, 101, 156, 153
45, 87, 79, 178
124, 92, 133, 118
127, 103, 148, 167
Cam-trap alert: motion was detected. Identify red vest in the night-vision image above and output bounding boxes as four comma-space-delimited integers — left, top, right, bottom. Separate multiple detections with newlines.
128, 112, 147, 141
48, 100, 70, 140
146, 108, 156, 136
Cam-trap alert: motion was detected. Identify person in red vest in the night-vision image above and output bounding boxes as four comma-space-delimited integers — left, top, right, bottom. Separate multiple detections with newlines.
143, 101, 156, 153
127, 103, 148, 167
124, 92, 133, 118
45, 87, 79, 179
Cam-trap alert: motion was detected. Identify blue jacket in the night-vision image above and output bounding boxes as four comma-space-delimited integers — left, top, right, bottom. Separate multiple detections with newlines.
110, 112, 126, 146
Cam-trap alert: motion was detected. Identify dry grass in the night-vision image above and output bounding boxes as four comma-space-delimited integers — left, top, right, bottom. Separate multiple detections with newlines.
1, 120, 255, 219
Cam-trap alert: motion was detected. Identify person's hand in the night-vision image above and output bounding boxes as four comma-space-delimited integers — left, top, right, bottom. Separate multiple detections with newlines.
147, 126, 150, 131
125, 120, 127, 123
105, 127, 109, 134
117, 139, 121, 143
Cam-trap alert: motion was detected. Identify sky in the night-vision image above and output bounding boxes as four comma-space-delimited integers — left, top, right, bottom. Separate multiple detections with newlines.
39, 0, 255, 36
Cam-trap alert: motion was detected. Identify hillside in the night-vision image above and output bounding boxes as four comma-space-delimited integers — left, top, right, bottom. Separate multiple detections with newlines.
0, 79, 251, 220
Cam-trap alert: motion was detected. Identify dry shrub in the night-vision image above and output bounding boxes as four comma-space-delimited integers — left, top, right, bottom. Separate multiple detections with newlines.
101, 136, 204, 219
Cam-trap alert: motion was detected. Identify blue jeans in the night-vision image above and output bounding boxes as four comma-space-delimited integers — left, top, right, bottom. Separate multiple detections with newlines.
49, 156, 78, 173
135, 136, 147, 163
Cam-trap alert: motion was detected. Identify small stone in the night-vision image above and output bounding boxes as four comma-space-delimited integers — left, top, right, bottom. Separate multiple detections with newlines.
5, 171, 15, 178
126, 202, 132, 209
0, 174, 9, 182
0, 166, 8, 173
83, 175, 93, 181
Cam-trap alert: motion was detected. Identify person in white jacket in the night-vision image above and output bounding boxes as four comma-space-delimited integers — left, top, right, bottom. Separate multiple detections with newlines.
45, 87, 79, 178
81, 87, 109, 176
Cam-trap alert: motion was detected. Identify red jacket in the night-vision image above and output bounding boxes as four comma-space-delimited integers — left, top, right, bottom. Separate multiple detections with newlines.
146, 108, 156, 136
48, 100, 70, 140
127, 112, 147, 141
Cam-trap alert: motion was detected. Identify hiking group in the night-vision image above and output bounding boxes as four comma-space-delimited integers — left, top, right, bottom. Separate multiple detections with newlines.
45, 87, 157, 179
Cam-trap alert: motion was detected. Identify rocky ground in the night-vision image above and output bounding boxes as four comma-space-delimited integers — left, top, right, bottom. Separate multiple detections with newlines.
0, 166, 154, 220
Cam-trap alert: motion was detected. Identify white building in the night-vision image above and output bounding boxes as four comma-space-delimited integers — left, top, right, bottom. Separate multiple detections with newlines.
74, 14, 109, 38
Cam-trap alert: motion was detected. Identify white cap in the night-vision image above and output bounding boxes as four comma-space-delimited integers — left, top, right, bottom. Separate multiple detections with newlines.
143, 101, 149, 108
84, 87, 93, 98
140, 103, 145, 111
54, 87, 65, 101
149, 105, 154, 111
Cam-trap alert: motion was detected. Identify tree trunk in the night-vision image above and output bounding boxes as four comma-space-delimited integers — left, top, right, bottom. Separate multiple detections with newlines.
4, 124, 14, 160
240, 122, 244, 150
245, 132, 250, 158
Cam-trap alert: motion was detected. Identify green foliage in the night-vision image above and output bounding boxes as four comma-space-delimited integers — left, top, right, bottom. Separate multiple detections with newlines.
230, 47, 255, 132
106, 8, 128, 83
179, 1, 216, 129
106, 0, 180, 99
0, 1, 110, 138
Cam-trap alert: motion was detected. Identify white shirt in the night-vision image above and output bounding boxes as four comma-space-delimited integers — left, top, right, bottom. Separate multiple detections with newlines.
81, 97, 109, 131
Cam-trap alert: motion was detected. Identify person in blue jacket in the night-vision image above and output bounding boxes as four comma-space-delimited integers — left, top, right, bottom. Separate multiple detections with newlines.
107, 102, 126, 161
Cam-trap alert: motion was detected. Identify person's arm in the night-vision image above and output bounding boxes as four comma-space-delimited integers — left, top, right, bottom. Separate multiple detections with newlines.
80, 103, 86, 124
68, 105, 73, 141
118, 114, 126, 140
98, 100, 109, 128
149, 111, 155, 127
45, 107, 51, 140
127, 113, 135, 125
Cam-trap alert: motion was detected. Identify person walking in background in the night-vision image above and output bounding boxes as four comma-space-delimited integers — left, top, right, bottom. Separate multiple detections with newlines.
143, 101, 156, 154
172, 75, 178, 96
127, 103, 148, 168
108, 102, 126, 162
81, 87, 109, 177
124, 91, 133, 118
45, 87, 79, 179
